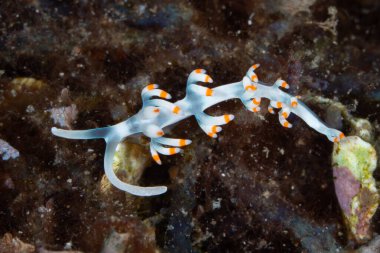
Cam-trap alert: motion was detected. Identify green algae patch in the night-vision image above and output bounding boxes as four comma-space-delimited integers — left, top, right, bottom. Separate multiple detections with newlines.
332, 136, 378, 243
333, 137, 377, 180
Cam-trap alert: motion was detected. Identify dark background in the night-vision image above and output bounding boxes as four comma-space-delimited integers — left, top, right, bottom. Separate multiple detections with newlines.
0, 0, 379, 252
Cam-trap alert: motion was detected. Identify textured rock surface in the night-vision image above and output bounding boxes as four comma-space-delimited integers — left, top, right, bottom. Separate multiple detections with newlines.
0, 0, 379, 252
333, 136, 379, 243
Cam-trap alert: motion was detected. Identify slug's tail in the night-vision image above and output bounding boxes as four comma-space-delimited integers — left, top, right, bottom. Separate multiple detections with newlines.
104, 137, 167, 196
51, 126, 111, 140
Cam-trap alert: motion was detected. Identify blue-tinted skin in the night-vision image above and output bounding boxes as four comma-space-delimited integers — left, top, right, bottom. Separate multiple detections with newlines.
52, 66, 344, 196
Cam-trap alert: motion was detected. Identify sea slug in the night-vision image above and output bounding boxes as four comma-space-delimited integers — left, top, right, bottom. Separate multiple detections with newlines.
52, 65, 345, 196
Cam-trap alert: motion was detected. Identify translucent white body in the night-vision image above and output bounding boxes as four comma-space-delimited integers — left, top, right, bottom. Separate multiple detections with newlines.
52, 65, 344, 196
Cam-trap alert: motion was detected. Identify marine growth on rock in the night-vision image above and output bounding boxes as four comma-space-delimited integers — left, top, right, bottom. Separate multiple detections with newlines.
333, 136, 379, 242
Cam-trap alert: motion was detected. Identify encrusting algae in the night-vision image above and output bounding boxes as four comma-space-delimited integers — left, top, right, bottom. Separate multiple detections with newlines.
332, 136, 379, 243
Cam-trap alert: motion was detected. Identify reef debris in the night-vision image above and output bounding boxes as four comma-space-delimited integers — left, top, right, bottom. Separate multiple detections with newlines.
0, 139, 19, 160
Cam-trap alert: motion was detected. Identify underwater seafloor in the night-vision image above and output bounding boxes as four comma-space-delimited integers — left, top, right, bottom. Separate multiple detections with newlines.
0, 0, 380, 252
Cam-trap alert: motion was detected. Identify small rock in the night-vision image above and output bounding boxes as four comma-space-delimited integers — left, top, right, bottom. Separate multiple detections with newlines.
49, 104, 78, 129
0, 233, 35, 253
0, 139, 20, 160
332, 136, 379, 243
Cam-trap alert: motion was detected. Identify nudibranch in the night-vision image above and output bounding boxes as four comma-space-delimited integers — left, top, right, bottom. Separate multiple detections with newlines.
52, 65, 345, 196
